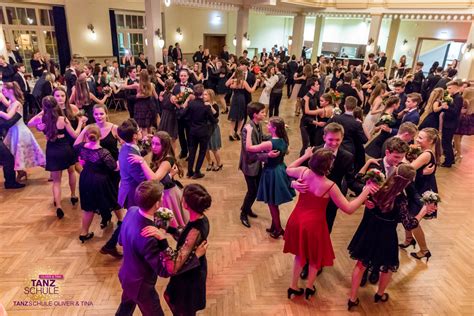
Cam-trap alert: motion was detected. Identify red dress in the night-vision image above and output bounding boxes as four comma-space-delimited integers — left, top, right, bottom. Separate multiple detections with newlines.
283, 187, 335, 269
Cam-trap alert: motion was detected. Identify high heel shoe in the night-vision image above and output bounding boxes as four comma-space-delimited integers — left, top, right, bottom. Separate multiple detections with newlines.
56, 208, 64, 219
374, 292, 389, 303
398, 239, 416, 249
100, 219, 111, 229
16, 171, 27, 182
269, 229, 284, 239
234, 133, 241, 141
305, 286, 316, 299
212, 164, 223, 171
229, 135, 235, 141
70, 196, 79, 206
287, 287, 304, 299
410, 250, 432, 262
206, 163, 214, 171
347, 298, 360, 310
79, 232, 94, 243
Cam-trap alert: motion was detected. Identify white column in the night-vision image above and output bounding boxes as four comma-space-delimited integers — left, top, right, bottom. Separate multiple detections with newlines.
0, 25, 6, 59
290, 14, 305, 58
365, 14, 383, 60
310, 16, 325, 63
385, 17, 401, 75
458, 21, 474, 80
235, 6, 249, 57
144, 0, 163, 65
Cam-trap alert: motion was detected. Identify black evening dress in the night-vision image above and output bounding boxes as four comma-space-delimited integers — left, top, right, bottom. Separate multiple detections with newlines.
158, 92, 179, 139
165, 216, 210, 315
348, 194, 420, 272
134, 96, 156, 129
75, 143, 120, 214
228, 86, 247, 122
45, 128, 76, 171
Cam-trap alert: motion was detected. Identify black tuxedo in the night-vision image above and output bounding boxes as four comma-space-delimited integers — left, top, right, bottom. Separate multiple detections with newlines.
13, 72, 30, 94
376, 56, 387, 68
328, 113, 368, 155
412, 70, 425, 93
135, 58, 148, 70
243, 71, 256, 106
336, 83, 361, 108
193, 51, 204, 63
423, 73, 441, 98
0, 112, 22, 187
8, 50, 23, 65
172, 82, 193, 158
172, 47, 183, 61
220, 51, 230, 62
442, 92, 463, 166
434, 77, 450, 89
64, 68, 77, 96
0, 63, 14, 82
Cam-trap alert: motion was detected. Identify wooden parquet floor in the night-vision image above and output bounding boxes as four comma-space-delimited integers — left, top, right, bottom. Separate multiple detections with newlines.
1, 95, 473, 315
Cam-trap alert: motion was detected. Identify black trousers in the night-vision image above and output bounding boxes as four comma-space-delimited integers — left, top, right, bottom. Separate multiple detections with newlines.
127, 97, 135, 119
178, 119, 189, 157
0, 142, 16, 187
287, 82, 295, 98
103, 221, 122, 250
241, 172, 261, 215
442, 127, 455, 165
116, 285, 164, 316
299, 125, 316, 156
269, 93, 283, 117
187, 133, 209, 175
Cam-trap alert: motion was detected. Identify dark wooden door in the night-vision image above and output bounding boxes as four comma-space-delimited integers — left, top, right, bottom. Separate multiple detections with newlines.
204, 34, 226, 57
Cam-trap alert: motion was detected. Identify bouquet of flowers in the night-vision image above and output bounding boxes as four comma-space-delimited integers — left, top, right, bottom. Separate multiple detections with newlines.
333, 107, 342, 116
329, 91, 344, 104
420, 190, 440, 219
406, 144, 423, 162
154, 207, 174, 229
363, 168, 386, 185
442, 91, 453, 103
375, 114, 395, 127
102, 86, 112, 95
175, 88, 193, 105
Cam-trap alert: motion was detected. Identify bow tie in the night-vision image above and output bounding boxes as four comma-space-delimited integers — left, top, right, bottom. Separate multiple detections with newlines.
180, 84, 187, 86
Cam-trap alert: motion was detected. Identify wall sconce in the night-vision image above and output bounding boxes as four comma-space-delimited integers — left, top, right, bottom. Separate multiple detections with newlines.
87, 24, 97, 41
164, 0, 171, 7
176, 27, 183, 41
232, 35, 237, 46
463, 43, 473, 58
244, 32, 251, 47
288, 36, 293, 46
402, 39, 408, 46
155, 28, 165, 48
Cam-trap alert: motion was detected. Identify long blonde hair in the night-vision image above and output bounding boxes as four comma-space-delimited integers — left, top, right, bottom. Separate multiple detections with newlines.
139, 69, 153, 97
463, 87, 474, 115
419, 88, 444, 124
369, 83, 386, 106
204, 89, 217, 104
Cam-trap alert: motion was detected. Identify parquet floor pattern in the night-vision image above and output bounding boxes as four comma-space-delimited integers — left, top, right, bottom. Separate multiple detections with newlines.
0, 95, 473, 315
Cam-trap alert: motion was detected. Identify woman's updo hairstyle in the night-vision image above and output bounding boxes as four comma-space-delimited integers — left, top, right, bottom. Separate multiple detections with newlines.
85, 125, 101, 142
309, 148, 335, 176
183, 184, 212, 214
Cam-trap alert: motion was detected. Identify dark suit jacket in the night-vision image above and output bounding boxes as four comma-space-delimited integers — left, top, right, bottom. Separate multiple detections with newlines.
336, 83, 361, 107
287, 61, 298, 83
434, 77, 450, 90
220, 51, 230, 61
180, 98, 217, 137
8, 50, 23, 65
328, 113, 368, 155
64, 68, 77, 96
376, 56, 387, 68
239, 120, 269, 177
13, 72, 30, 94
423, 74, 441, 96
243, 71, 256, 105
0, 64, 14, 82
0, 113, 21, 167
412, 70, 425, 93
401, 109, 420, 125
118, 144, 147, 208
0, 112, 21, 140
442, 93, 463, 130
172, 47, 183, 61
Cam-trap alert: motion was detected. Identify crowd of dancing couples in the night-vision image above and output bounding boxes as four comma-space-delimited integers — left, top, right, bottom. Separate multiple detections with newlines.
0, 46, 473, 315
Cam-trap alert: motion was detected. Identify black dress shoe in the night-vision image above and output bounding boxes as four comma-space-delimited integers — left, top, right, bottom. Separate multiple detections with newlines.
191, 172, 205, 179
186, 172, 194, 178
317, 268, 323, 276
440, 163, 452, 168
179, 153, 188, 159
300, 263, 309, 279
240, 213, 250, 228
248, 210, 258, 218
360, 268, 369, 287
4, 182, 25, 189
100, 246, 123, 258
369, 269, 380, 284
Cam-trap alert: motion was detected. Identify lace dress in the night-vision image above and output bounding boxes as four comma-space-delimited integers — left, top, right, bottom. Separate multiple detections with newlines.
348, 194, 419, 272
74, 143, 120, 214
